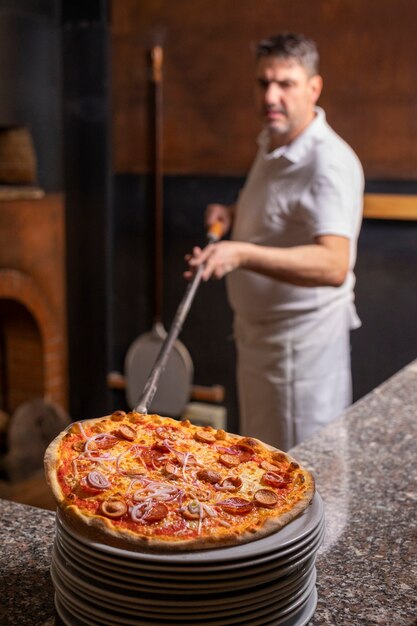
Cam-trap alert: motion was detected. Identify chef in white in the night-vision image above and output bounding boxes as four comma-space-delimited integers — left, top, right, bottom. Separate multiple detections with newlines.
187, 32, 364, 450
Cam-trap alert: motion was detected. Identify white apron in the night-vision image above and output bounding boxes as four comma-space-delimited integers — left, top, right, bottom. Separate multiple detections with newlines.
234, 299, 357, 450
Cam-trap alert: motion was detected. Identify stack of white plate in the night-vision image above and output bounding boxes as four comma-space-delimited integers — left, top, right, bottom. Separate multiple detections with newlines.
51, 492, 324, 626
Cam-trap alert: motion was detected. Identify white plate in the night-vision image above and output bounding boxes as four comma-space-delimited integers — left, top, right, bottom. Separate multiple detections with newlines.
55, 492, 324, 566
56, 516, 324, 586
56, 515, 324, 576
53, 538, 316, 611
55, 587, 317, 626
52, 549, 316, 619
52, 557, 316, 622
56, 512, 324, 577
54, 524, 323, 595
53, 524, 323, 595
55, 594, 98, 626
255, 586, 317, 626
57, 523, 324, 590
53, 541, 316, 612
52, 565, 317, 626
55, 586, 318, 626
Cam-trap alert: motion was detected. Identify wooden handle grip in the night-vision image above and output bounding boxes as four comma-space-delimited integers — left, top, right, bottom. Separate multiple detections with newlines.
207, 221, 224, 242
151, 45, 163, 82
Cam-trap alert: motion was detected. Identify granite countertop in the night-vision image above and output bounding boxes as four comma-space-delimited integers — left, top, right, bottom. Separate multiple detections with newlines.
1, 361, 416, 626
292, 360, 417, 626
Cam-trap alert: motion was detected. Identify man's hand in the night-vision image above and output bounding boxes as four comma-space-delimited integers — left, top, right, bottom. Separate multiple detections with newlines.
184, 234, 351, 287
184, 241, 247, 281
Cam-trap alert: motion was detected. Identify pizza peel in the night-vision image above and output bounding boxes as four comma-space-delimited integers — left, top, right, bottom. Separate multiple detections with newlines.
123, 45, 189, 417
124, 45, 224, 416
135, 220, 223, 415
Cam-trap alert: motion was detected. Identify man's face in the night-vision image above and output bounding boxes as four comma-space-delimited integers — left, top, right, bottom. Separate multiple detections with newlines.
255, 56, 322, 148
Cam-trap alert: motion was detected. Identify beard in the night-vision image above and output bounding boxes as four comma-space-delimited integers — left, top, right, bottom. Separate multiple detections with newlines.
269, 119, 291, 136
263, 106, 291, 135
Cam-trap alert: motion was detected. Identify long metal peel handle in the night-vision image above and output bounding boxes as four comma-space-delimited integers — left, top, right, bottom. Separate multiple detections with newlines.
135, 222, 223, 414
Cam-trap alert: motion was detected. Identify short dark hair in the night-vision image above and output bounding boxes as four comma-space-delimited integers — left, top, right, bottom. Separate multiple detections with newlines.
255, 32, 319, 76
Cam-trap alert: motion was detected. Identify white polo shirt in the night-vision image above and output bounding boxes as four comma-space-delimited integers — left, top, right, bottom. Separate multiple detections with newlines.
226, 107, 364, 322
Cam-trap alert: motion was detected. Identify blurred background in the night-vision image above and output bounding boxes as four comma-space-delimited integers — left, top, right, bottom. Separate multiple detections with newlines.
0, 0, 416, 504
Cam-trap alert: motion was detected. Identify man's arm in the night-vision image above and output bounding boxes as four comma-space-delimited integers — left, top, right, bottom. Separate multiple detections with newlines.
187, 234, 350, 287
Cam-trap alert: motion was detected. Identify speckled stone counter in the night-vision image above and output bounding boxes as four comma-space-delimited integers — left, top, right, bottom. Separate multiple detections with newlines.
293, 359, 417, 626
1, 500, 56, 626
1, 361, 417, 626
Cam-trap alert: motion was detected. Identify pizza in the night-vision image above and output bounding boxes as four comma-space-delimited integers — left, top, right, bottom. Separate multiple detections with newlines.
44, 411, 315, 552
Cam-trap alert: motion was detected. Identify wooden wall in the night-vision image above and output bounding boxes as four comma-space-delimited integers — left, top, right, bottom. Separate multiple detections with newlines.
107, 1, 417, 428
111, 0, 417, 180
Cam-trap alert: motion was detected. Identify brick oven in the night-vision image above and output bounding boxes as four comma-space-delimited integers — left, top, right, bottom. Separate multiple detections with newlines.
0, 191, 67, 415
0, 5, 69, 488
0, 131, 69, 483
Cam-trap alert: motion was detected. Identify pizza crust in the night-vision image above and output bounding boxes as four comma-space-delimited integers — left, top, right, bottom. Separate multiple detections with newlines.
44, 414, 315, 553
59, 494, 314, 554
44, 428, 68, 505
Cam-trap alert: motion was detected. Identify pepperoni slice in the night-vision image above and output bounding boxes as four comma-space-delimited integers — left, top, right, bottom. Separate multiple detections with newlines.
100, 499, 127, 518
234, 444, 254, 463
79, 477, 102, 496
218, 444, 254, 463
239, 437, 259, 448
194, 430, 216, 444
219, 453, 241, 468
152, 441, 171, 453
253, 489, 280, 508
197, 469, 221, 484
79, 473, 110, 496
218, 497, 254, 515
164, 461, 180, 477
111, 410, 126, 422
262, 471, 291, 489
113, 424, 136, 441
181, 501, 202, 520
216, 445, 237, 455
142, 502, 169, 523
134, 446, 166, 469
155, 426, 180, 440
218, 476, 242, 492
89, 434, 118, 450
260, 460, 281, 472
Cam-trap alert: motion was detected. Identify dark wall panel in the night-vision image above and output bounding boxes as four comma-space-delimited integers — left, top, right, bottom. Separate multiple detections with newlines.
0, 3, 62, 190
351, 220, 417, 400
112, 174, 240, 430
63, 5, 113, 421
112, 174, 417, 430
111, 0, 417, 181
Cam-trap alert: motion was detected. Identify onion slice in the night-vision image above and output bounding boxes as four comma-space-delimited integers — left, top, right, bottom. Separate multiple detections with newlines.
87, 470, 111, 489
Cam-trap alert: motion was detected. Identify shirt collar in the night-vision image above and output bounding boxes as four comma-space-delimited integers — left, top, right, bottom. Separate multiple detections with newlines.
258, 106, 327, 163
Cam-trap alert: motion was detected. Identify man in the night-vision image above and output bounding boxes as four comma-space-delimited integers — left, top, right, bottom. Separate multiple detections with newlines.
187, 33, 364, 450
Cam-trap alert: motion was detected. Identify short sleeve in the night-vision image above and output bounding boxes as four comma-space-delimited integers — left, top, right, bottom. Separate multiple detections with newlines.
300, 156, 364, 239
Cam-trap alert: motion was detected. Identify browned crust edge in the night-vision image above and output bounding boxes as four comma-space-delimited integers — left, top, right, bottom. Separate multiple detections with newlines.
44, 427, 69, 505
44, 415, 315, 553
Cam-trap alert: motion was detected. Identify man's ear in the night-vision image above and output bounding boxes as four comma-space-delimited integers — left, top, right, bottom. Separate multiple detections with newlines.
309, 75, 323, 104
